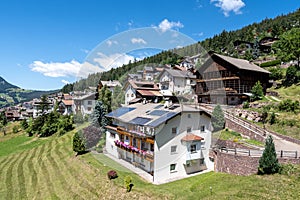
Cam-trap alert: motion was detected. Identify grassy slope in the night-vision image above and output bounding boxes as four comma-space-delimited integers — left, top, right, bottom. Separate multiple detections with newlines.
268, 85, 300, 139
1, 125, 300, 199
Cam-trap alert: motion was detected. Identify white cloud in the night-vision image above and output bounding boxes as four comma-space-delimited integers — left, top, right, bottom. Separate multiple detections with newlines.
61, 79, 70, 84
78, 61, 104, 78
30, 60, 81, 77
158, 19, 184, 32
31, 60, 103, 79
211, 0, 245, 17
93, 53, 135, 70
106, 40, 118, 47
131, 38, 147, 45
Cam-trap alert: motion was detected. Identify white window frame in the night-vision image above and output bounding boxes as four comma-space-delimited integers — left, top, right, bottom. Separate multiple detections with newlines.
170, 163, 177, 172
171, 145, 177, 154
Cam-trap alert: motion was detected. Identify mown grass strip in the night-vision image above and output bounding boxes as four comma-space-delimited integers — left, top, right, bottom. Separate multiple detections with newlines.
5, 151, 26, 200
56, 138, 99, 198
37, 140, 58, 199
27, 145, 39, 195
48, 140, 84, 199
17, 150, 30, 199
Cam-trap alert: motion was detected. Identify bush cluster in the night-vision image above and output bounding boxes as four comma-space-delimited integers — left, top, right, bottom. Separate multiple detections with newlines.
82, 125, 104, 149
107, 170, 118, 180
278, 99, 299, 113
25, 111, 74, 137
124, 175, 133, 192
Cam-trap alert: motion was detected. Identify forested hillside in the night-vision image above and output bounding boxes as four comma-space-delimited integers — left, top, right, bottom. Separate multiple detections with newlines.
62, 8, 300, 92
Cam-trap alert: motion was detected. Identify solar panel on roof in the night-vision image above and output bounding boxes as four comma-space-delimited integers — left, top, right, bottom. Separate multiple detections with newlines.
106, 107, 136, 118
154, 104, 163, 109
148, 110, 168, 116
129, 117, 152, 125
148, 112, 179, 127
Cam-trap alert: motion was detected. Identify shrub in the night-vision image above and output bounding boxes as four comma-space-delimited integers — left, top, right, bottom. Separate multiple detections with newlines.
278, 99, 299, 112
279, 164, 298, 176
20, 119, 28, 130
57, 128, 67, 136
12, 125, 19, 133
124, 175, 133, 192
269, 112, 276, 125
107, 170, 118, 180
260, 60, 281, 68
73, 130, 86, 155
243, 101, 249, 109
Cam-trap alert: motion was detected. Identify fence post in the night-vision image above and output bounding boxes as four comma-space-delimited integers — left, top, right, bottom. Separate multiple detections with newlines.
248, 149, 250, 156
235, 148, 237, 155
281, 150, 283, 158
295, 151, 297, 158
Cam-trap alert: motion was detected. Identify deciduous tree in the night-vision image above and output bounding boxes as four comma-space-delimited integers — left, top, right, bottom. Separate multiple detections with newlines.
251, 81, 264, 101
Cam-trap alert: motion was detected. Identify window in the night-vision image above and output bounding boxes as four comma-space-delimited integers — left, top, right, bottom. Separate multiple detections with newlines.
171, 127, 177, 134
200, 158, 205, 165
170, 164, 176, 172
141, 141, 145, 150
131, 94, 134, 97
133, 138, 137, 147
150, 144, 154, 152
127, 94, 129, 97
188, 114, 191, 118
190, 144, 197, 153
187, 127, 192, 133
87, 100, 92, 105
87, 107, 92, 111
171, 145, 177, 154
200, 125, 205, 132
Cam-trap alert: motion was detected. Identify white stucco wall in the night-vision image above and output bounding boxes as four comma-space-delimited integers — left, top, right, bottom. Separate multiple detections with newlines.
125, 86, 136, 105
105, 130, 119, 158
153, 112, 213, 184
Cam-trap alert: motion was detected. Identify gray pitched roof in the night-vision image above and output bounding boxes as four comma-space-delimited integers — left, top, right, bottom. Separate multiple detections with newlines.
164, 68, 197, 79
214, 53, 270, 74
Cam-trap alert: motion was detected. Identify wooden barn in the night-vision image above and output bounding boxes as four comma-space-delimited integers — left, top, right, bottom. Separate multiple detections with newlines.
195, 52, 270, 105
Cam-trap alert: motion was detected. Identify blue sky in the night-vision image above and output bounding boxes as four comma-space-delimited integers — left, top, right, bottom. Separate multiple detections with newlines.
0, 0, 299, 90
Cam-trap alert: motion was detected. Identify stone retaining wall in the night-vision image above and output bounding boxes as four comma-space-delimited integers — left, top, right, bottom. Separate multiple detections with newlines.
225, 119, 265, 142
212, 150, 300, 176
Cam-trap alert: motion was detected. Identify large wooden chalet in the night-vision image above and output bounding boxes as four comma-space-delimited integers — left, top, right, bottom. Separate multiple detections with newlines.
195, 52, 270, 105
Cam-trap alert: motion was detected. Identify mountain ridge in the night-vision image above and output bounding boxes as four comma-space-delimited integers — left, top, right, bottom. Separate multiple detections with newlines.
0, 76, 59, 108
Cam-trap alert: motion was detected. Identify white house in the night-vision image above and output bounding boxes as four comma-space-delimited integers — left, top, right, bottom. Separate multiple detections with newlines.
105, 102, 213, 184
72, 93, 96, 116
158, 68, 197, 96
100, 80, 122, 93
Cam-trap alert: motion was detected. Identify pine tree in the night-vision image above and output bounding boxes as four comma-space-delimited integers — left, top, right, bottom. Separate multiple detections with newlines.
90, 100, 108, 128
73, 130, 86, 155
0, 111, 8, 135
211, 104, 225, 132
258, 135, 280, 175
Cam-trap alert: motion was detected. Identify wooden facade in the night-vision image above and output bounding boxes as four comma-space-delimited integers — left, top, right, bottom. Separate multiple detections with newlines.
195, 52, 270, 105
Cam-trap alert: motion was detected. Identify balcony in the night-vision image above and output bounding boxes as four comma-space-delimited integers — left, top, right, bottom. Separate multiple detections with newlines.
114, 140, 154, 162
117, 126, 155, 137
183, 158, 207, 174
